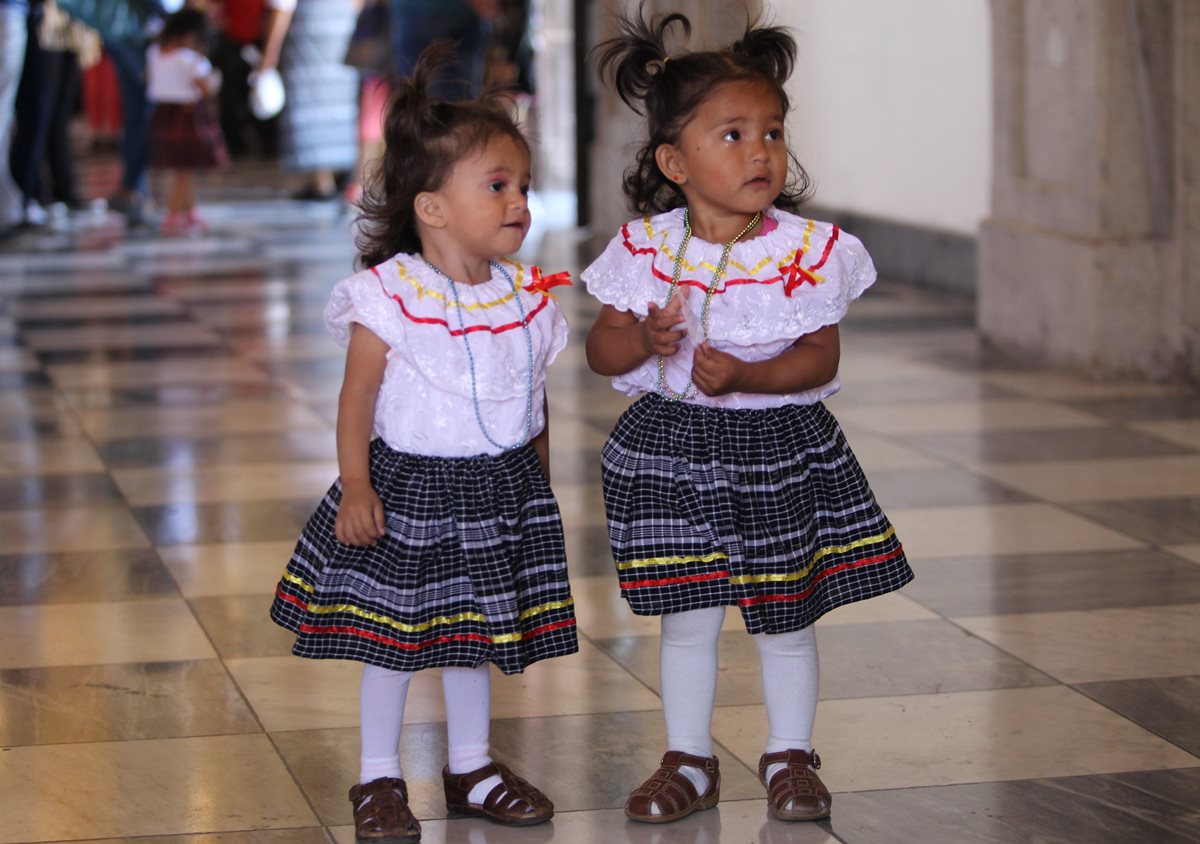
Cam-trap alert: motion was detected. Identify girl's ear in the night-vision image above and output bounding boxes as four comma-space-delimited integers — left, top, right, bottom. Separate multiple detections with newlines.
655, 143, 687, 186
413, 191, 446, 229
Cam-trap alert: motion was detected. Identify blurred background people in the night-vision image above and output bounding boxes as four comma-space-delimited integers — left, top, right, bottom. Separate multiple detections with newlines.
56, 0, 165, 225
388, 0, 493, 99
257, 0, 358, 201
146, 5, 228, 235
210, 0, 277, 159
0, 0, 29, 236
9, 0, 100, 225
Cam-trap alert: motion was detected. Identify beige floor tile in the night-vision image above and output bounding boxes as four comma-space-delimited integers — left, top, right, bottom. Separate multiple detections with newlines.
1167, 543, 1200, 565
553, 481, 611, 528
23, 323, 221, 352
113, 461, 338, 506
52, 832, 331, 844
712, 686, 1199, 794
0, 347, 37, 372
226, 656, 361, 733
331, 800, 840, 844
978, 372, 1186, 400
837, 354, 966, 384
9, 296, 185, 320
839, 431, 946, 472
46, 358, 271, 389
814, 591, 939, 626
547, 384, 633, 420
0, 598, 216, 669
77, 401, 332, 443
0, 505, 150, 553
967, 455, 1200, 502
0, 734, 317, 842
954, 604, 1200, 683
0, 390, 62, 414
230, 334, 342, 362
158, 541, 294, 597
549, 414, 612, 451
0, 438, 105, 476
1130, 419, 1200, 450
833, 399, 1105, 435
887, 502, 1144, 559
572, 576, 744, 639
230, 639, 661, 733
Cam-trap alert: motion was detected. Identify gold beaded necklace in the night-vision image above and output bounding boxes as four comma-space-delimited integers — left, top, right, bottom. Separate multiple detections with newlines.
655, 209, 763, 401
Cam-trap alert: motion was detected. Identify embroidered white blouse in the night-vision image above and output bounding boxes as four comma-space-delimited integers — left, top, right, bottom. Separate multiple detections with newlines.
582, 206, 876, 409
325, 254, 570, 457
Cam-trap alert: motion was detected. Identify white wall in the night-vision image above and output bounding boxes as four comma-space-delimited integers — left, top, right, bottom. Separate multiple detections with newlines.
769, 0, 992, 236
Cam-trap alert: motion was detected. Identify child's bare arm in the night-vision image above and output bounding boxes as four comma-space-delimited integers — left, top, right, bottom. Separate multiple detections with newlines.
585, 299, 686, 376
335, 323, 390, 545
691, 324, 841, 397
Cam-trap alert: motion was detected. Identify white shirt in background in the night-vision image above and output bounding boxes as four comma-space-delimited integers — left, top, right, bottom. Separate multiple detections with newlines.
146, 44, 216, 104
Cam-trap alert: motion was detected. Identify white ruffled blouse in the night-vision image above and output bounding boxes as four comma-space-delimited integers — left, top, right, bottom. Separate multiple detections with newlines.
325, 254, 570, 457
582, 206, 876, 409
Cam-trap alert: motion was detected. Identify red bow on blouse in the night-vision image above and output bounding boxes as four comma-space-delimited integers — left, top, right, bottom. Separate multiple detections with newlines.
780, 252, 819, 297
526, 266, 572, 295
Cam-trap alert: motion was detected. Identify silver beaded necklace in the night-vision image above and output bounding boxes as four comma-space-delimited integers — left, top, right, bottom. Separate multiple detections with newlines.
656, 209, 762, 400
422, 258, 535, 450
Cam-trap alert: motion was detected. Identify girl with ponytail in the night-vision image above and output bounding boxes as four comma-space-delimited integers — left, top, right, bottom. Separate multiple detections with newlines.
584, 6, 913, 826
271, 42, 575, 843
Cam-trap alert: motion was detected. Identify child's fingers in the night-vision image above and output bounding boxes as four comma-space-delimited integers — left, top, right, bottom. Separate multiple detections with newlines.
372, 502, 386, 537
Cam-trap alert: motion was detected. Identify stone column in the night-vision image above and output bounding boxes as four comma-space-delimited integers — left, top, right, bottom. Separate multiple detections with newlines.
981, 0, 1198, 380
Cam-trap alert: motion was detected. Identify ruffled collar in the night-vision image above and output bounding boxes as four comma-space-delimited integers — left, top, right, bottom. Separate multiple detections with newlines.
623, 206, 841, 294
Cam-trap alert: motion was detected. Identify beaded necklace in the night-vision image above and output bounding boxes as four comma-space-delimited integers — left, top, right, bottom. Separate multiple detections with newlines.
656, 209, 763, 400
423, 258, 535, 450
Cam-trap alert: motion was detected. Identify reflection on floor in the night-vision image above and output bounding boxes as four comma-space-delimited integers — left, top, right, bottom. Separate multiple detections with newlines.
1, 180, 1198, 844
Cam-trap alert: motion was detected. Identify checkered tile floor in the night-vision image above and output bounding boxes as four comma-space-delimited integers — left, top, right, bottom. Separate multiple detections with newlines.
0, 159, 1197, 844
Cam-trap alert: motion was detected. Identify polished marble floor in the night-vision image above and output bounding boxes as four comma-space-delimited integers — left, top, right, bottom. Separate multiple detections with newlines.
0, 165, 1198, 844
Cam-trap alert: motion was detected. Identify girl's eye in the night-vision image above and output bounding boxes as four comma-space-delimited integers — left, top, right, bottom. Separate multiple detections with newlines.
766, 128, 783, 141
723, 130, 741, 142
489, 182, 505, 193
520, 185, 530, 196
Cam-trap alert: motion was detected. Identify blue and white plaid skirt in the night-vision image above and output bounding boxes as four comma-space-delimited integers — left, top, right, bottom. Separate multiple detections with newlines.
601, 395, 912, 633
271, 439, 577, 674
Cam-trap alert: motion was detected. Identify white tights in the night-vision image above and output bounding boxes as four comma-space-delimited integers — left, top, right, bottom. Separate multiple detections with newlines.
359, 663, 501, 802
658, 607, 819, 799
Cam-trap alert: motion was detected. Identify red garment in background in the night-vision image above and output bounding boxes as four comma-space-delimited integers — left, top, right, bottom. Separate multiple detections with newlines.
222, 0, 267, 44
82, 54, 122, 141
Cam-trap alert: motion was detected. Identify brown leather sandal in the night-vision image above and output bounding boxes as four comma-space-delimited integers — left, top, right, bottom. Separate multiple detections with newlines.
625, 750, 720, 824
758, 749, 832, 821
442, 761, 554, 826
348, 777, 421, 843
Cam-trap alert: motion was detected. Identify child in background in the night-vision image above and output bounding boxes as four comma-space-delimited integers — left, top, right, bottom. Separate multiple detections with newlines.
270, 43, 575, 844
146, 7, 227, 235
583, 9, 913, 825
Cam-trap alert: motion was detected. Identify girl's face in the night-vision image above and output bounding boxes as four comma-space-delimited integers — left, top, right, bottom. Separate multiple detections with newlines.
656, 80, 789, 237
431, 133, 532, 261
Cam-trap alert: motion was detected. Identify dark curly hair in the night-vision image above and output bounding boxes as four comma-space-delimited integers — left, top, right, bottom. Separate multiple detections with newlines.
158, 8, 209, 46
594, 5, 813, 216
355, 43, 530, 268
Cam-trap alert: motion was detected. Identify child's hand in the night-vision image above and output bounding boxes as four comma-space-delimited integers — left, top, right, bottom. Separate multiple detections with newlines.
692, 342, 746, 396
336, 480, 387, 546
641, 298, 687, 357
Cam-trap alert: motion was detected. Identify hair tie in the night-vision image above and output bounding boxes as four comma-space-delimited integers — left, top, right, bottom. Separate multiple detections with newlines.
662, 55, 671, 65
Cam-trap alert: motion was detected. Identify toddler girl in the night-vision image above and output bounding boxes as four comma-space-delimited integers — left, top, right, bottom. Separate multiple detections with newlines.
583, 10, 913, 825
270, 43, 576, 844
146, 7, 227, 235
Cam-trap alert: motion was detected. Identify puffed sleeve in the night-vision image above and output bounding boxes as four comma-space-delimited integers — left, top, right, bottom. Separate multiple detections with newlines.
323, 265, 405, 350
541, 296, 570, 371
581, 221, 653, 316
